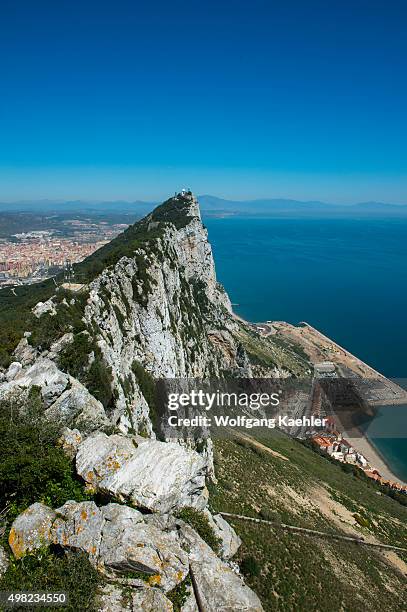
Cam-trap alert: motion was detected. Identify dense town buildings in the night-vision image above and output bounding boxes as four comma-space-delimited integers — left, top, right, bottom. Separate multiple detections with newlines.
0, 224, 127, 286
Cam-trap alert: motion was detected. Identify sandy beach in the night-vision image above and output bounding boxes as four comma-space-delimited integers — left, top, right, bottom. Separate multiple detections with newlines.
347, 434, 407, 487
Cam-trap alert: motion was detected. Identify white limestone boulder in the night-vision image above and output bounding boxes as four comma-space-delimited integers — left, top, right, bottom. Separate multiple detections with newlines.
75, 433, 208, 513
13, 337, 38, 367
52, 501, 104, 562
6, 358, 70, 406
51, 502, 188, 592
32, 298, 56, 318
98, 504, 188, 591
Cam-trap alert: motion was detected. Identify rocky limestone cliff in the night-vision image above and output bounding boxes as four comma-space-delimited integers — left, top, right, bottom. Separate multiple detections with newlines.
0, 192, 315, 611
1, 192, 277, 437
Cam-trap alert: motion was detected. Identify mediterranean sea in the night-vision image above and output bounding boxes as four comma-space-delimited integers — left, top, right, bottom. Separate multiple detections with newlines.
205, 214, 407, 482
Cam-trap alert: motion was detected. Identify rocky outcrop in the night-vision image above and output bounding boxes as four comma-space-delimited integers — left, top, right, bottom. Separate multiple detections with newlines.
1, 193, 269, 609
9, 503, 56, 559
75, 432, 208, 513
5, 361, 22, 381
9, 502, 263, 610
0, 358, 109, 431
32, 298, 56, 318
78, 193, 248, 430
204, 510, 242, 559
178, 522, 263, 611
12, 337, 38, 367
44, 380, 109, 430
10, 502, 188, 592
0, 358, 70, 406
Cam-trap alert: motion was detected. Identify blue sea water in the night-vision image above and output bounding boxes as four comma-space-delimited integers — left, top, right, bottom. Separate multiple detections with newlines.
205, 215, 407, 481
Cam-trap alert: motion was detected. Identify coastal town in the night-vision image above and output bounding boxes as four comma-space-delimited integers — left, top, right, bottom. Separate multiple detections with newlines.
0, 219, 128, 287
309, 428, 407, 494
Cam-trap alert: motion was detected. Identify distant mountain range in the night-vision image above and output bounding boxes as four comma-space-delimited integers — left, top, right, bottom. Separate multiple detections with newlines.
0, 195, 406, 216
198, 195, 407, 216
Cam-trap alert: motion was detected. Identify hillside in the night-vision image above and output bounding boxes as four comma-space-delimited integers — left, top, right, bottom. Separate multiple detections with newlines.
210, 431, 407, 611
0, 192, 405, 611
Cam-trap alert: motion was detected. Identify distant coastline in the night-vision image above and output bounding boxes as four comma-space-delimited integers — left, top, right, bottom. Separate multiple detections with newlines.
231, 309, 407, 488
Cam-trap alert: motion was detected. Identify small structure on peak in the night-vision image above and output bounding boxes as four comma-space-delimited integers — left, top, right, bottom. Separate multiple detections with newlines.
180, 188, 194, 199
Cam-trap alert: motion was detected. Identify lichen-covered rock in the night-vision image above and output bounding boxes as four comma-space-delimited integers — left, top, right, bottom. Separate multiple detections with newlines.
97, 585, 174, 612
97, 584, 132, 612
9, 503, 56, 559
75, 433, 137, 489
98, 504, 188, 592
76, 433, 208, 513
178, 522, 264, 612
52, 501, 103, 562
13, 502, 187, 593
0, 545, 9, 578
58, 427, 83, 459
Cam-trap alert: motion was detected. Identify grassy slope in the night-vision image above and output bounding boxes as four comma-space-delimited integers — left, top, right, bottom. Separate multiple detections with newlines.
209, 431, 406, 612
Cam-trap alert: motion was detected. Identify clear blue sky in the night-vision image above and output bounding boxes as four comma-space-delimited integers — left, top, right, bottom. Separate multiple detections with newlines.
0, 0, 406, 202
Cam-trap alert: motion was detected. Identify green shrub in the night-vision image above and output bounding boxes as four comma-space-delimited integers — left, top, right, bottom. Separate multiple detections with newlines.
83, 353, 114, 410
29, 293, 87, 351
0, 548, 100, 611
258, 508, 281, 523
58, 335, 114, 411
240, 555, 261, 577
176, 508, 221, 554
58, 333, 92, 378
131, 361, 158, 431
0, 389, 91, 522
353, 513, 371, 528
167, 575, 192, 611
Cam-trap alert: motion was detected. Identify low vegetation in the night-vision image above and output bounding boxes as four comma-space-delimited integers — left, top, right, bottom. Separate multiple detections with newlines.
166, 575, 192, 611
0, 548, 100, 612
0, 388, 91, 526
131, 360, 159, 432
209, 430, 407, 611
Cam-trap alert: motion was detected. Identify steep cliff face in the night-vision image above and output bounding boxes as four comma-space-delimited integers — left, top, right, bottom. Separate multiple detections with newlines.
0, 193, 251, 435
1, 192, 310, 436
81, 192, 250, 431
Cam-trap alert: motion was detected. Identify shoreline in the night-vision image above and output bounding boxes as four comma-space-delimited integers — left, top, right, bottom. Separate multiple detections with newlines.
231, 309, 407, 488
351, 432, 407, 487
